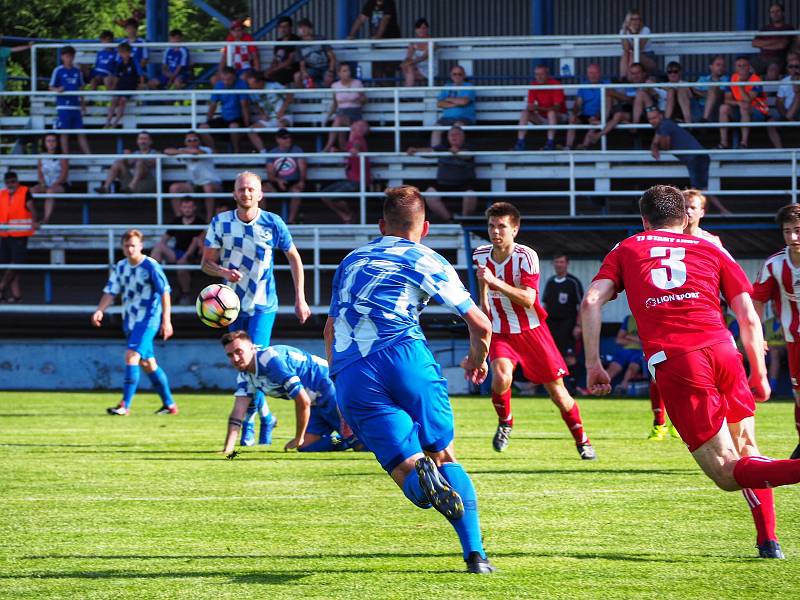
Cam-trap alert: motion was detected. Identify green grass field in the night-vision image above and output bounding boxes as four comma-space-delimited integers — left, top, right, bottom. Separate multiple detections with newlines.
1, 391, 799, 599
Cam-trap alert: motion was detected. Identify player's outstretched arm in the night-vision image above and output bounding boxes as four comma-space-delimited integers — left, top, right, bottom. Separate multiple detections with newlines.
323, 316, 335, 367
284, 245, 311, 324
222, 396, 252, 455
460, 306, 492, 384
581, 279, 616, 395
285, 389, 312, 451
731, 292, 771, 402
91, 293, 115, 327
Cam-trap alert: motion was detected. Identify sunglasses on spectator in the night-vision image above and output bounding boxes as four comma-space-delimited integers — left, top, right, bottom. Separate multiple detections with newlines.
667, 69, 680, 74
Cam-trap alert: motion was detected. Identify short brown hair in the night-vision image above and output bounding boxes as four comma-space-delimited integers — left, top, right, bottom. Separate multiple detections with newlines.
220, 330, 251, 347
122, 229, 143, 243
682, 188, 707, 209
383, 185, 425, 229
485, 202, 521, 227
639, 185, 685, 228
776, 203, 800, 226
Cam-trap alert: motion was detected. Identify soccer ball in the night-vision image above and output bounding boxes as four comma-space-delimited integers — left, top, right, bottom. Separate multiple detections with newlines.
196, 283, 240, 328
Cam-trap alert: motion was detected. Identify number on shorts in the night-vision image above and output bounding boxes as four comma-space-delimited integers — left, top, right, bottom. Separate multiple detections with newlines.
650, 247, 686, 290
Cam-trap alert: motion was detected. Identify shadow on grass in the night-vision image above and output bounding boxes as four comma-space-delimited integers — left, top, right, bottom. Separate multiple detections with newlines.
24, 550, 528, 561
0, 571, 308, 583
0, 443, 139, 448
340, 467, 697, 477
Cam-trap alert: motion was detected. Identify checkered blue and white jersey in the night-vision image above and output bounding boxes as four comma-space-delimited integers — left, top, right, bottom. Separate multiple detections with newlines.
204, 209, 293, 315
234, 345, 330, 402
103, 256, 170, 333
328, 235, 475, 375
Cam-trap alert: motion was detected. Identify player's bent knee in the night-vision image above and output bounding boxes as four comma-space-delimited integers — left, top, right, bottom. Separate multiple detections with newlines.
140, 358, 157, 372
124, 349, 141, 364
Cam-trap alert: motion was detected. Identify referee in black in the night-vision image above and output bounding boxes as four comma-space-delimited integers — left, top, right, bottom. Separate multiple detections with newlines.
542, 253, 584, 393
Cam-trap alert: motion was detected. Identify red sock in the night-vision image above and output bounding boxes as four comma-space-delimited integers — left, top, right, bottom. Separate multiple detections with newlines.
742, 488, 777, 545
560, 403, 588, 444
795, 397, 800, 441
491, 389, 513, 426
650, 382, 665, 426
733, 455, 800, 489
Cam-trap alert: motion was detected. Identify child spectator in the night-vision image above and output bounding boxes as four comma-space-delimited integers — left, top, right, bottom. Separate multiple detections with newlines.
95, 130, 157, 196
104, 42, 144, 128
245, 70, 293, 152
264, 129, 307, 224
200, 66, 250, 152
220, 19, 260, 79
32, 133, 68, 224
323, 63, 366, 152
293, 19, 336, 88
87, 30, 118, 91
49, 45, 91, 154
164, 132, 223, 222
121, 18, 148, 71
149, 29, 190, 90
320, 120, 371, 224
401, 18, 434, 87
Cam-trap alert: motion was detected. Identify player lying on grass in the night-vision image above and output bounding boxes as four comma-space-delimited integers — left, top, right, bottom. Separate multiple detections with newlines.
472, 202, 595, 458
582, 184, 800, 559
91, 229, 177, 416
220, 331, 361, 454
325, 185, 496, 574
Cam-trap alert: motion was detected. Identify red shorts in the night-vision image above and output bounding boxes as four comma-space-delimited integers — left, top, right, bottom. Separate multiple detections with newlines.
489, 325, 568, 385
787, 342, 800, 391
652, 341, 755, 452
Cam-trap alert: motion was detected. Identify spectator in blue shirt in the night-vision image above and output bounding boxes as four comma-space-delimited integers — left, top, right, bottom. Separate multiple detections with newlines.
200, 66, 251, 153
87, 30, 117, 91
121, 18, 148, 71
48, 45, 91, 154
148, 29, 191, 90
431, 64, 476, 146
104, 42, 144, 128
566, 63, 607, 150
690, 55, 730, 123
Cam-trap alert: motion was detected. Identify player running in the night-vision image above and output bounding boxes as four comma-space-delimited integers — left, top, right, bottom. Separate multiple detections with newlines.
91, 229, 177, 416
472, 202, 595, 458
325, 185, 495, 574
752, 203, 800, 461
583, 184, 800, 559
220, 331, 360, 454
202, 171, 311, 447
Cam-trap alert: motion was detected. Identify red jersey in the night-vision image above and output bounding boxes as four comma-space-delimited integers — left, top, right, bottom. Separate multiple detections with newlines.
223, 33, 257, 71
594, 230, 752, 363
472, 243, 549, 334
527, 79, 566, 112
752, 248, 800, 343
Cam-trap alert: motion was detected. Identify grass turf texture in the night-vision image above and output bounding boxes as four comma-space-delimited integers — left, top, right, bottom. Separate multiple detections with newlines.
1, 392, 799, 599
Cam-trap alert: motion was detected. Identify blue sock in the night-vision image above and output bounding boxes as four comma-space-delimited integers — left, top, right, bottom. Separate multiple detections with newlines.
770, 377, 778, 391
439, 462, 486, 559
122, 364, 140, 409
147, 367, 174, 407
299, 435, 340, 452
402, 472, 432, 509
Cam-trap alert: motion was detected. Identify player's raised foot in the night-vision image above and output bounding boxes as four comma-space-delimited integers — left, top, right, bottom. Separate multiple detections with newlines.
790, 443, 800, 460
647, 424, 668, 441
668, 424, 681, 440
577, 442, 597, 460
154, 404, 178, 415
757, 540, 785, 559
106, 404, 129, 416
258, 413, 278, 445
465, 551, 497, 574
492, 424, 512, 452
240, 421, 256, 447
415, 456, 464, 520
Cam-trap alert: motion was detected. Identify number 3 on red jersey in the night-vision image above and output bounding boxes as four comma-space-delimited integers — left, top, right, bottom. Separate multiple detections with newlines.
650, 247, 687, 291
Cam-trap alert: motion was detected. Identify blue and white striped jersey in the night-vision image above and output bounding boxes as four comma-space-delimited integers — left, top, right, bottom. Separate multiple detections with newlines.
204, 209, 293, 316
234, 345, 330, 403
103, 256, 170, 333
328, 235, 475, 374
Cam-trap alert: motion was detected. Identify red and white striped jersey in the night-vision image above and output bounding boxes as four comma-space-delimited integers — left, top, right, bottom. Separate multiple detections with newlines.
752, 247, 800, 343
472, 243, 549, 334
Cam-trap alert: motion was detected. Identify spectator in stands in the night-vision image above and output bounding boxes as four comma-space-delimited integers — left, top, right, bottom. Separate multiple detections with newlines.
86, 30, 117, 91
566, 63, 606, 150
719, 56, 782, 149
618, 9, 657, 79
0, 171, 36, 303
293, 19, 336, 89
96, 130, 157, 197
32, 133, 68, 224
122, 18, 148, 71
264, 17, 300, 86
777, 52, 800, 122
407, 125, 477, 222
323, 63, 366, 152
265, 129, 307, 224
751, 2, 795, 76
662, 61, 693, 123
49, 45, 91, 154
245, 70, 293, 152
201, 66, 250, 153
514, 64, 567, 151
646, 106, 730, 214
150, 197, 205, 305
149, 29, 190, 90
431, 64, 475, 147
584, 62, 646, 147
320, 120, 371, 224
605, 314, 645, 395
690, 55, 730, 123
401, 18, 435, 87
348, 0, 402, 84
164, 131, 223, 222
104, 42, 145, 129
219, 19, 260, 80
0, 36, 31, 91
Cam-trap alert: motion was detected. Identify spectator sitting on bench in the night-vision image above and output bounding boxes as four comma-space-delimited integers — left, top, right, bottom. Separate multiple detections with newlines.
200, 66, 250, 153
264, 129, 307, 225
121, 17, 148, 71
320, 120, 371, 224
323, 63, 366, 152
32, 133, 69, 224
245, 70, 293, 152
401, 18, 434, 87
149, 29, 190, 91
86, 30, 117, 91
293, 18, 336, 89
431, 64, 475, 147
514, 64, 568, 151
104, 42, 145, 129
584, 61, 647, 148
164, 131, 223, 222
95, 130, 156, 196
567, 63, 606, 150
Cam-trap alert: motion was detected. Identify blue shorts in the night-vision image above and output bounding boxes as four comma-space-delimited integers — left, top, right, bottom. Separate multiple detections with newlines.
229, 310, 276, 347
90, 67, 113, 79
158, 72, 188, 86
126, 323, 158, 360
334, 339, 454, 473
307, 380, 341, 437
612, 347, 644, 370
54, 109, 83, 130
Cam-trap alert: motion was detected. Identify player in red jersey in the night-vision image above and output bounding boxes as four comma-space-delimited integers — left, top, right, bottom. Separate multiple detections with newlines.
472, 202, 595, 459
752, 203, 800, 461
582, 184, 800, 559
